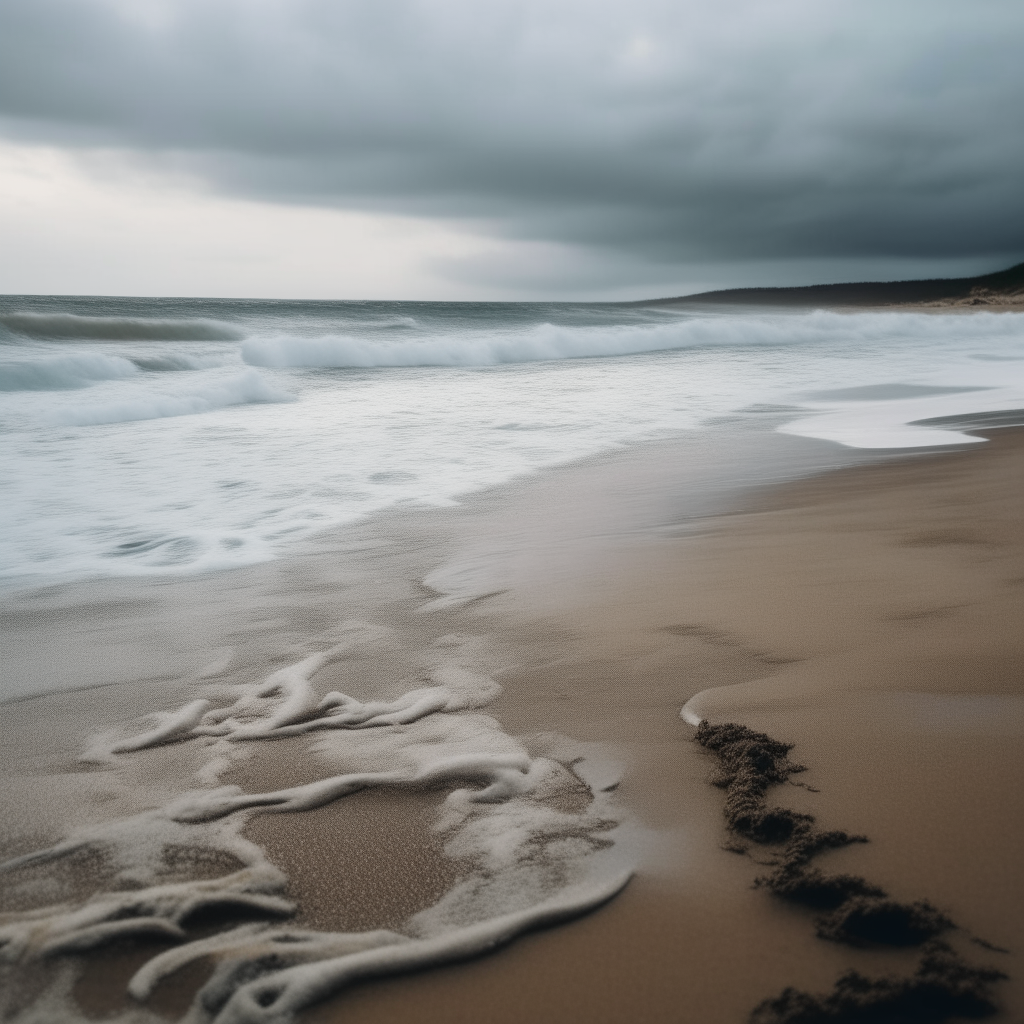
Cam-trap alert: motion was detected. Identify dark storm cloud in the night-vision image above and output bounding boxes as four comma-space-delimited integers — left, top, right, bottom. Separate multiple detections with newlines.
2, 0, 1022, 289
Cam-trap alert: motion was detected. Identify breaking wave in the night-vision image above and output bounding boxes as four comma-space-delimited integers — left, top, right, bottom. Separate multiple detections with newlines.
0, 352, 138, 391
130, 353, 226, 372
241, 310, 1024, 369
46, 369, 294, 426
2, 312, 245, 341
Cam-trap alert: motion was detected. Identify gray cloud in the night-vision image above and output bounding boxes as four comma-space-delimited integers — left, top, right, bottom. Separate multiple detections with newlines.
2, 0, 1022, 293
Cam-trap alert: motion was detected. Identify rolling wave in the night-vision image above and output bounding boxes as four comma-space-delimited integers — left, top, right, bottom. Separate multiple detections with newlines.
241, 311, 1024, 369
45, 369, 294, 426
2, 312, 245, 341
0, 352, 138, 391
130, 353, 225, 372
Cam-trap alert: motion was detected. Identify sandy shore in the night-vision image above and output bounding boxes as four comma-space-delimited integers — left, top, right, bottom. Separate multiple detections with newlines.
305, 428, 1023, 1024
2, 422, 1021, 1022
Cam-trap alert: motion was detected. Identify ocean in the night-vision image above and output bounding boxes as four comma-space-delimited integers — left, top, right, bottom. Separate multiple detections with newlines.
3, 295, 1024, 592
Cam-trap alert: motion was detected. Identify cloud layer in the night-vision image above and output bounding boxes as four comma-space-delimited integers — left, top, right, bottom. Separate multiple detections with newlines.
1, 0, 1022, 295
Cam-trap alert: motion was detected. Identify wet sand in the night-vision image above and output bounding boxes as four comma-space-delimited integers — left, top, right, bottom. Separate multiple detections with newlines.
312, 426, 1024, 1022
2, 422, 1022, 1021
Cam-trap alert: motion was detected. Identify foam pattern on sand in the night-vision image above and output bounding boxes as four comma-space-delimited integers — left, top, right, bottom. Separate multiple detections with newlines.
1, 627, 631, 1023
0, 816, 291, 962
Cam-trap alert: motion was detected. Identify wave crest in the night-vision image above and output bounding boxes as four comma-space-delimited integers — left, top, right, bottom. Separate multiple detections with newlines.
0, 353, 139, 391
241, 311, 1024, 370
240, 322, 704, 369
46, 369, 294, 426
2, 312, 244, 341
130, 353, 224, 372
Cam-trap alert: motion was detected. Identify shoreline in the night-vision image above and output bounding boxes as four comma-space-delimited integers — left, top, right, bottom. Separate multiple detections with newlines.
0, 420, 869, 701
2, 421, 1022, 1022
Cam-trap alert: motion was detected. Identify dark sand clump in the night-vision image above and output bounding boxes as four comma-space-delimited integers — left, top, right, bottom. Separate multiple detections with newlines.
695, 721, 1007, 1023
751, 943, 1008, 1024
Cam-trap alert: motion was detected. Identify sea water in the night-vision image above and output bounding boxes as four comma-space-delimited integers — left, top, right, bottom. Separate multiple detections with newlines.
3, 295, 1023, 590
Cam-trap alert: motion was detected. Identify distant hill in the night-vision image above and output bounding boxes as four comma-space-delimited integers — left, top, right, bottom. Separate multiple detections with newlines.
651, 260, 1024, 308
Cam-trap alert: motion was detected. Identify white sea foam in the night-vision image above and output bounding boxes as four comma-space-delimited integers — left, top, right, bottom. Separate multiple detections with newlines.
187, 873, 630, 1024
0, 792, 291, 955
0, 352, 139, 391
781, 368, 1024, 448
107, 700, 213, 755
44, 369, 294, 426
679, 702, 705, 727
2, 632, 632, 1022
3, 303, 1024, 593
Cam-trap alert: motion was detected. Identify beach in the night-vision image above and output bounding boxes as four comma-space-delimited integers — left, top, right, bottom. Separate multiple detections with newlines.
2, 406, 1022, 1022
3, 0, 1023, 1015
314, 421, 1024, 1024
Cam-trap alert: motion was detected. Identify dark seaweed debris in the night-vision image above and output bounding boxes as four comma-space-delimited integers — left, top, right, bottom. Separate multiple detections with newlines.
816, 897, 954, 948
751, 943, 1007, 1024
693, 721, 1006, 1023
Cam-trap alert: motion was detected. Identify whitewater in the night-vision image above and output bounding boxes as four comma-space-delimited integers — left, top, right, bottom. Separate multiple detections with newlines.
2, 295, 1024, 588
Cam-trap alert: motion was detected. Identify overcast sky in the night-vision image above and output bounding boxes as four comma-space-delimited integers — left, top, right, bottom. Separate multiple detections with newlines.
1, 0, 1022, 300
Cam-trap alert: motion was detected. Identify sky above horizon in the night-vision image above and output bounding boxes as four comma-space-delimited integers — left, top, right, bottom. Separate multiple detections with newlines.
1, 0, 1022, 301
